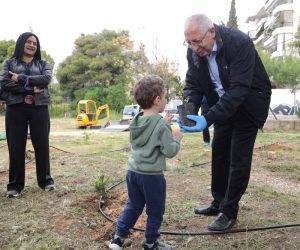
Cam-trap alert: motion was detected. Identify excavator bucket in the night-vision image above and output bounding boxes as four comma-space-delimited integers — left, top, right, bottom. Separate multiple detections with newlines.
104, 121, 111, 128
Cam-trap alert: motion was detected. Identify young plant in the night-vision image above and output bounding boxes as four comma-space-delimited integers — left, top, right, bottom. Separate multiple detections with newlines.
95, 174, 109, 198
173, 77, 196, 126
173, 76, 188, 103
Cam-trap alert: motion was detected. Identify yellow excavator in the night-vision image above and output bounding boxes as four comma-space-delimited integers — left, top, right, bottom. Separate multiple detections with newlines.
76, 100, 110, 129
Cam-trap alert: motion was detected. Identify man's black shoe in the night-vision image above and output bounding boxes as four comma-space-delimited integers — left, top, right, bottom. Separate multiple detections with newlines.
207, 212, 236, 231
194, 204, 219, 216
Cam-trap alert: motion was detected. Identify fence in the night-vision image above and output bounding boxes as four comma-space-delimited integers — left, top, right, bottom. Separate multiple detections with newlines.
49, 103, 72, 117
0, 102, 73, 118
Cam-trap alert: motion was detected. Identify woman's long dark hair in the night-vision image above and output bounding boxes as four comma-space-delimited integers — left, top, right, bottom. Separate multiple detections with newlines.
12, 32, 41, 61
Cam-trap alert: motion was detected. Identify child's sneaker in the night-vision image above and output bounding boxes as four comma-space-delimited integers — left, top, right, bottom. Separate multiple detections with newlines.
143, 241, 172, 250
108, 236, 124, 250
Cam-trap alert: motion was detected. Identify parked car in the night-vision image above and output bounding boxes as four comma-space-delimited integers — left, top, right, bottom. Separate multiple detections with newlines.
122, 104, 140, 121
163, 99, 182, 123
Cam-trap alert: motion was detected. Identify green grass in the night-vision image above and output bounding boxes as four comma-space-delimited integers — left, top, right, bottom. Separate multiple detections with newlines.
264, 163, 300, 182
0, 118, 300, 249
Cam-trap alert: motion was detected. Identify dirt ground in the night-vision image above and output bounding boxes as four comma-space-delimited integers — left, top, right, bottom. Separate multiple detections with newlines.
0, 117, 300, 249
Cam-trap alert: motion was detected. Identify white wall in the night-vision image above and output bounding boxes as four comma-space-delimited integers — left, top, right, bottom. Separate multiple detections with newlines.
270, 89, 300, 115
167, 89, 299, 116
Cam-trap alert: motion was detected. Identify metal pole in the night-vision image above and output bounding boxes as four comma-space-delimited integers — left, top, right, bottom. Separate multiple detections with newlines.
269, 107, 278, 120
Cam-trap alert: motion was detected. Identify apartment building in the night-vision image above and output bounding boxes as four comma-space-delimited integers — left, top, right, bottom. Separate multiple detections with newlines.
246, 0, 300, 57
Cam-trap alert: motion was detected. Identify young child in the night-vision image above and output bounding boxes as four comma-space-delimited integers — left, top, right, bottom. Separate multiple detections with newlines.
107, 75, 183, 250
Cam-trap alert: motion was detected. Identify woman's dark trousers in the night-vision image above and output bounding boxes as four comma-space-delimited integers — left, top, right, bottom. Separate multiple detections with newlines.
6, 104, 54, 192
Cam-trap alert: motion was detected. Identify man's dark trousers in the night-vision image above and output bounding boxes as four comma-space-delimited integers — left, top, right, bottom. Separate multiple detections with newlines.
211, 110, 258, 219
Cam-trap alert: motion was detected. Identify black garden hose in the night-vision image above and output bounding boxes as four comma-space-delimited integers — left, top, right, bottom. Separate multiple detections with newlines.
98, 180, 300, 236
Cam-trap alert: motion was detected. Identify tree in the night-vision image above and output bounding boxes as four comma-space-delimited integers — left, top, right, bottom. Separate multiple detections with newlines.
273, 56, 300, 113
57, 30, 181, 111
41, 51, 55, 71
293, 20, 300, 55
141, 39, 181, 102
227, 0, 238, 29
0, 40, 15, 69
256, 46, 280, 88
258, 45, 300, 110
57, 30, 150, 111
123, 43, 151, 99
147, 58, 179, 101
57, 30, 132, 101
272, 56, 300, 90
257, 46, 300, 88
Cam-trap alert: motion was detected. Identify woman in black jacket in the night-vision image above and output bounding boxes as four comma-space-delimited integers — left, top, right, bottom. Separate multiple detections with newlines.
0, 32, 54, 197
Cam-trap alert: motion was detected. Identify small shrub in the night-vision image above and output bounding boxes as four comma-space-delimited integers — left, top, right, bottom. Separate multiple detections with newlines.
95, 174, 110, 198
82, 132, 90, 144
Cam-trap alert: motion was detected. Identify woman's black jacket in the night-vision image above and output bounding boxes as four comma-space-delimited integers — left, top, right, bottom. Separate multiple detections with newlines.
0, 58, 52, 106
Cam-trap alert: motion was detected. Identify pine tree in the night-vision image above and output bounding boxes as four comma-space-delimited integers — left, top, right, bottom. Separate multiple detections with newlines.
227, 0, 238, 29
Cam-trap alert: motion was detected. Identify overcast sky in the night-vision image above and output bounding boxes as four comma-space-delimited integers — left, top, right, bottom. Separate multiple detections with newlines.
0, 0, 264, 78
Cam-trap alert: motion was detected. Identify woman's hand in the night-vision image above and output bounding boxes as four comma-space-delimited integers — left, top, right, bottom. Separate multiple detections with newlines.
33, 86, 44, 93
9, 71, 18, 82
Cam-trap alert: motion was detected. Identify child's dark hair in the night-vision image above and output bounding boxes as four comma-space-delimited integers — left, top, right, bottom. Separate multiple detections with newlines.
134, 75, 165, 109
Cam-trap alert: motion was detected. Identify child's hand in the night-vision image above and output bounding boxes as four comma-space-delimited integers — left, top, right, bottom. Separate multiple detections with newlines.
165, 111, 174, 123
172, 130, 183, 141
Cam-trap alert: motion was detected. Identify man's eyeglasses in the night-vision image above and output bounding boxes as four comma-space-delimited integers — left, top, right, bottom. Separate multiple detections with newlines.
183, 29, 210, 47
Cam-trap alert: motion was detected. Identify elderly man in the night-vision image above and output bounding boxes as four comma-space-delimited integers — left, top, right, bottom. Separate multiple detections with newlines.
181, 14, 271, 231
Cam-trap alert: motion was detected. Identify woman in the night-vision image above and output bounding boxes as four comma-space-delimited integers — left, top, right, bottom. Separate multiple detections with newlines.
0, 32, 54, 197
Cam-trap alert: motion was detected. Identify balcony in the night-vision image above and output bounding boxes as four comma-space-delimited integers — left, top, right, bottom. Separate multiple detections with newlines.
264, 26, 294, 46
264, 33, 274, 46
265, 0, 294, 12
254, 33, 266, 46
274, 4, 295, 16
272, 26, 294, 36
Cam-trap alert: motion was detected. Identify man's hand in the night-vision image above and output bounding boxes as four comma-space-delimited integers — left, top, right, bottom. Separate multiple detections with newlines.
180, 115, 207, 132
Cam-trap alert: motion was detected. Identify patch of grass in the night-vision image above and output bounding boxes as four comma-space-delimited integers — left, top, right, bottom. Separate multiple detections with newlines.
265, 163, 300, 173
255, 131, 300, 144
164, 200, 199, 226
173, 166, 189, 174
82, 132, 91, 144
0, 117, 300, 249
263, 163, 300, 183
247, 184, 293, 203
107, 110, 122, 120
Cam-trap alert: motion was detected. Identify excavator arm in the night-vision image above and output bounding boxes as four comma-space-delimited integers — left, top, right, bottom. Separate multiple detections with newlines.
96, 104, 110, 127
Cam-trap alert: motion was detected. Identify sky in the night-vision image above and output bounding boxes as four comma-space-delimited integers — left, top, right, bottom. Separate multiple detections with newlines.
0, 0, 265, 78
